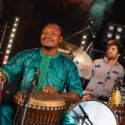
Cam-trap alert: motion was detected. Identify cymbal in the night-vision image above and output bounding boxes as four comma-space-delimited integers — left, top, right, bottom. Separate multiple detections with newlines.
58, 41, 92, 69
58, 41, 79, 57
59, 41, 78, 51
73, 49, 92, 69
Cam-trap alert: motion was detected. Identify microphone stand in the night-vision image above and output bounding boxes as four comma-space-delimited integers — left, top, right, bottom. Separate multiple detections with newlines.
20, 67, 38, 125
79, 104, 93, 125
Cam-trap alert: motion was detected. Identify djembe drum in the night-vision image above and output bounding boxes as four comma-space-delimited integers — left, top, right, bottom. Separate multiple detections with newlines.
14, 90, 66, 125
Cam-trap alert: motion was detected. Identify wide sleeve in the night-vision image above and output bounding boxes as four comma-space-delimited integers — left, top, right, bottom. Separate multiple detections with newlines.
0, 51, 27, 84
66, 59, 83, 98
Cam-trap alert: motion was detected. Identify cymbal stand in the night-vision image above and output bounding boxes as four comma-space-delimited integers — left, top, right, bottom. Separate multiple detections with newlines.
79, 104, 93, 125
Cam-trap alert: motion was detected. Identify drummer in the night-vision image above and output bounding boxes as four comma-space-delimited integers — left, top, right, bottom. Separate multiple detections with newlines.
0, 23, 83, 125
79, 40, 124, 101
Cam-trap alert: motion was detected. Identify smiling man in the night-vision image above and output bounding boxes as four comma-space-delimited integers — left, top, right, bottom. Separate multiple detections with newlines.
79, 39, 124, 101
0, 23, 83, 125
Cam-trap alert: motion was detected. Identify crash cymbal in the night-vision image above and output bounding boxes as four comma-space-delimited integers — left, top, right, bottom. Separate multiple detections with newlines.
73, 49, 92, 69
58, 41, 79, 58
58, 41, 78, 56
58, 41, 92, 69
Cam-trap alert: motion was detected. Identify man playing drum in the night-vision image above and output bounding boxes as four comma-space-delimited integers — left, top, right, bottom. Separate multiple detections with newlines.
79, 40, 124, 101
0, 23, 83, 125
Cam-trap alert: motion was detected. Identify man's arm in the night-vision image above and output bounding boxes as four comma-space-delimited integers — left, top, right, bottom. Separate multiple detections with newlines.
42, 86, 80, 104
0, 71, 7, 84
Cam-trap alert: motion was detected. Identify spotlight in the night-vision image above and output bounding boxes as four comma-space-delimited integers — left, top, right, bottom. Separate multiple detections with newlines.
81, 40, 86, 44
82, 35, 87, 39
109, 25, 115, 31
115, 34, 121, 40
102, 23, 125, 47
117, 27, 123, 32
107, 32, 113, 38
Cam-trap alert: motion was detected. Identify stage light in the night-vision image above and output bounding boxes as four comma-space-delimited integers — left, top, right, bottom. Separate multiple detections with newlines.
80, 46, 84, 50
12, 28, 16, 32
115, 34, 121, 40
9, 39, 13, 42
2, 16, 20, 65
8, 44, 12, 48
83, 35, 87, 39
117, 27, 123, 32
109, 25, 115, 31
10, 34, 15, 37
102, 23, 125, 47
81, 40, 86, 44
107, 32, 113, 38
80, 34, 88, 50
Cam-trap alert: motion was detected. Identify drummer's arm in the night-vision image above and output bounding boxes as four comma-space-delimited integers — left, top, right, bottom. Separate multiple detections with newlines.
78, 67, 92, 79
59, 91, 81, 104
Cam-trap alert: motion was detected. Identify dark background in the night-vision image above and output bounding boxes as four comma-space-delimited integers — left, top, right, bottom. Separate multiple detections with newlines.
0, 0, 125, 61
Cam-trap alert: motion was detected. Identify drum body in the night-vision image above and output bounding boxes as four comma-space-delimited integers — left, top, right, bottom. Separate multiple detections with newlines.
67, 100, 118, 125
109, 105, 125, 124
121, 87, 125, 105
14, 90, 66, 125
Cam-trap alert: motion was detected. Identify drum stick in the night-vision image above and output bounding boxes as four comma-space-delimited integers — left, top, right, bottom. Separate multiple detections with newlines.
85, 41, 93, 53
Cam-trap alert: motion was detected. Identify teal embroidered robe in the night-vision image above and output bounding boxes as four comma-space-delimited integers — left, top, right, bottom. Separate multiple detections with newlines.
0, 48, 83, 125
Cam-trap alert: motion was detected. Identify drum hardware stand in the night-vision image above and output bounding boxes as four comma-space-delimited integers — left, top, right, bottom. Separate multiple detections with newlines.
19, 67, 38, 125
64, 28, 88, 41
79, 104, 93, 125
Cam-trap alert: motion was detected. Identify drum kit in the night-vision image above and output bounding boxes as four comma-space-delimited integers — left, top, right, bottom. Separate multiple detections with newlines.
58, 41, 125, 125
13, 41, 125, 125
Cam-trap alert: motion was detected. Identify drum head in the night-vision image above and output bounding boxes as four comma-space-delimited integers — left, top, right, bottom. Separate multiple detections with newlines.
14, 90, 66, 110
68, 100, 118, 125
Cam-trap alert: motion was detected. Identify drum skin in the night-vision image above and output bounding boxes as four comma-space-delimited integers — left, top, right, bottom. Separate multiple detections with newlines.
14, 90, 66, 125
67, 100, 118, 125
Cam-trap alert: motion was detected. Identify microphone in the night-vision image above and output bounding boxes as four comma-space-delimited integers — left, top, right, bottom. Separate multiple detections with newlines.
89, 19, 96, 39
84, 17, 96, 38
84, 17, 93, 28
32, 67, 38, 87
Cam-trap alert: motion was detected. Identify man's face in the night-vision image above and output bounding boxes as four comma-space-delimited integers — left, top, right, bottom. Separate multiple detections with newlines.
107, 45, 120, 60
40, 24, 62, 48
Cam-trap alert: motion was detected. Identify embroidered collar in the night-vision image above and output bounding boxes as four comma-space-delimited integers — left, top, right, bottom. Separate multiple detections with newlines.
40, 49, 60, 58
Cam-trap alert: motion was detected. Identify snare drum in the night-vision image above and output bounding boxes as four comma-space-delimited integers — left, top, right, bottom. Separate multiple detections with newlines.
14, 90, 66, 125
67, 100, 118, 125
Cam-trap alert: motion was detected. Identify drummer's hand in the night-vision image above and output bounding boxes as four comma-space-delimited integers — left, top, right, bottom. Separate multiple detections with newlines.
0, 71, 7, 84
42, 86, 60, 96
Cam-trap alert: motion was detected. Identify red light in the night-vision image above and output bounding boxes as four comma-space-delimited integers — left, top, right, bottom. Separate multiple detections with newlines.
3, 57, 8, 63
81, 46, 84, 50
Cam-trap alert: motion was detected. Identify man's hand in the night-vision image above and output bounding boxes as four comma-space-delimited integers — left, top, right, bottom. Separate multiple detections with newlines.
42, 86, 60, 96
0, 71, 7, 84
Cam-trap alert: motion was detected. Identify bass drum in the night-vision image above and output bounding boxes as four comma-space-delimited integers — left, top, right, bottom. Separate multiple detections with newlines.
67, 100, 118, 125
